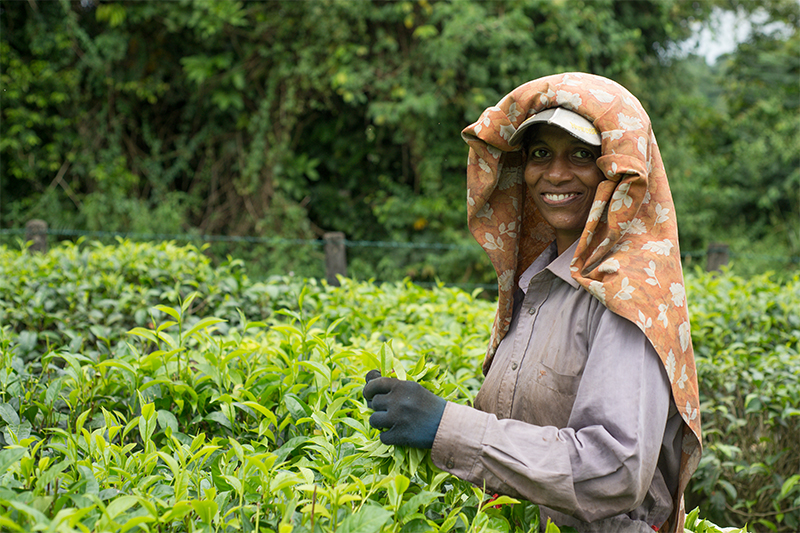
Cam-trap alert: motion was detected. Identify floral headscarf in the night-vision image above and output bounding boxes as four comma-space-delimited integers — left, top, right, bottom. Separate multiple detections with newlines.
463, 72, 701, 533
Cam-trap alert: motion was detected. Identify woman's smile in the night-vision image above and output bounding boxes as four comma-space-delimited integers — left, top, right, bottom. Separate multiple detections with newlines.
542, 192, 582, 204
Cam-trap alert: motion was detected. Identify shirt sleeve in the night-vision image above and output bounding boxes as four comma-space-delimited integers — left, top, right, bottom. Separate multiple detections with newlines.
430, 309, 672, 523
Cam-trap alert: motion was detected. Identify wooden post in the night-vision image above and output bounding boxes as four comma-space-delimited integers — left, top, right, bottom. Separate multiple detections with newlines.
324, 231, 347, 286
25, 219, 48, 253
707, 242, 729, 272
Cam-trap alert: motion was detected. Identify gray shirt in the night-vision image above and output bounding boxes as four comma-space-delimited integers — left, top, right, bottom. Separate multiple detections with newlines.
431, 241, 684, 532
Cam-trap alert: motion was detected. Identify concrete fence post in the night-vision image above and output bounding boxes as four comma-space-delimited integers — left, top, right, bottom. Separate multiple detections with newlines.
324, 231, 347, 286
707, 242, 730, 272
26, 219, 48, 253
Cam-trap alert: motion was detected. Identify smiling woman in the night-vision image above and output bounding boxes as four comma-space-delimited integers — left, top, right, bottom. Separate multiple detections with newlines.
363, 72, 703, 533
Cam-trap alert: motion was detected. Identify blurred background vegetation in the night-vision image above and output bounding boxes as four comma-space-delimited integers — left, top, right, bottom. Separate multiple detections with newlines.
1, 0, 798, 284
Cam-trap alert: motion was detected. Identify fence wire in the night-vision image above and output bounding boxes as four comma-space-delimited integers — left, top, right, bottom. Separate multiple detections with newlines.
2, 227, 798, 285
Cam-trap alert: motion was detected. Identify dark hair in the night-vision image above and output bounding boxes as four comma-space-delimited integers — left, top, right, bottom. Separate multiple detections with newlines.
520, 124, 544, 155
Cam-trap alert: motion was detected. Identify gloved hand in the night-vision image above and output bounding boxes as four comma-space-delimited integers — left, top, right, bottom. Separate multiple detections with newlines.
362, 370, 447, 449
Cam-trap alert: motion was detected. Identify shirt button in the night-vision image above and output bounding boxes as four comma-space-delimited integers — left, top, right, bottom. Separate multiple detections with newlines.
528, 307, 536, 315
446, 457, 455, 469
511, 362, 518, 370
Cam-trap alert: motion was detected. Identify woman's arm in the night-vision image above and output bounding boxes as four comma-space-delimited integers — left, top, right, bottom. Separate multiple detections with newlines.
431, 310, 671, 522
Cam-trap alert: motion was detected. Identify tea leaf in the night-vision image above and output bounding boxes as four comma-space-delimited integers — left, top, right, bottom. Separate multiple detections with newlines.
336, 505, 392, 533
157, 409, 179, 433
155, 304, 181, 322
0, 516, 24, 532
105, 495, 139, 520
192, 498, 218, 525
779, 474, 800, 500
0, 403, 19, 426
0, 447, 26, 473
184, 317, 227, 340
544, 518, 563, 533
205, 410, 232, 429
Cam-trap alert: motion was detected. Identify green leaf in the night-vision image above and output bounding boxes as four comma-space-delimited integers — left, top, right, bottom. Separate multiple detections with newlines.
0, 447, 26, 474
127, 327, 159, 344
274, 436, 308, 464
779, 474, 800, 500
0, 403, 20, 426
120, 515, 156, 533
0, 499, 49, 525
0, 516, 24, 532
97, 359, 136, 377
392, 356, 406, 381
336, 506, 392, 533
205, 411, 232, 429
157, 410, 179, 434
298, 360, 333, 386
379, 343, 391, 376
481, 495, 520, 510
184, 317, 226, 340
388, 473, 410, 509
191, 499, 218, 525
398, 490, 440, 518
154, 305, 181, 321
77, 464, 100, 495
160, 501, 193, 522
105, 495, 139, 520
283, 393, 312, 421
685, 507, 701, 530
180, 291, 199, 314
235, 401, 278, 427
544, 518, 562, 533
139, 401, 157, 442
35, 458, 70, 492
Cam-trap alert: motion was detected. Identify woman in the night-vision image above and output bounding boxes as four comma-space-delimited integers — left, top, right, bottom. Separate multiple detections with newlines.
363, 72, 702, 533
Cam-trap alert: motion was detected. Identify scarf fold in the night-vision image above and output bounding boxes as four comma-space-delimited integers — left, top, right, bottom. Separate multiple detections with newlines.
464, 72, 701, 533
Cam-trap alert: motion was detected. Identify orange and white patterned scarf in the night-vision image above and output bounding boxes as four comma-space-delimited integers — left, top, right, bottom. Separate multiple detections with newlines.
463, 72, 701, 533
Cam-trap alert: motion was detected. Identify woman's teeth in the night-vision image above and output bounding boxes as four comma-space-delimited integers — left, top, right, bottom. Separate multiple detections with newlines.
544, 193, 578, 202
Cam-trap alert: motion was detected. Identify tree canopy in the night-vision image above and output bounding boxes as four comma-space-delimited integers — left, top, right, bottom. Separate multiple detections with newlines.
1, 0, 798, 281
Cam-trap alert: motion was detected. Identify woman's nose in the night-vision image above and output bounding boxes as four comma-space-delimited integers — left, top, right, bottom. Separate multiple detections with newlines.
544, 156, 571, 183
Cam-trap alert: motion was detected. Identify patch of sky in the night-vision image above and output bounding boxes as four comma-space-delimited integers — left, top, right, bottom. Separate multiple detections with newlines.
675, 7, 794, 65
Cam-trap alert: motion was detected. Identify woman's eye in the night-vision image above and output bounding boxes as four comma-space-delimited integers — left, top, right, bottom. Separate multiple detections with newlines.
574, 149, 595, 160
529, 148, 549, 159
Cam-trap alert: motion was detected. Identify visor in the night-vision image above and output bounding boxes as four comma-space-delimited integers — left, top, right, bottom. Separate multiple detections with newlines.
508, 107, 601, 147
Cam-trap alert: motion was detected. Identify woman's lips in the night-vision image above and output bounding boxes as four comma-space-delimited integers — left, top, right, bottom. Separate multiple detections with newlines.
542, 192, 581, 204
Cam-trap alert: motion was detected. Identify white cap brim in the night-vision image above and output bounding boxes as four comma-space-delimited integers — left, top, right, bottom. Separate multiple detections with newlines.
509, 107, 601, 147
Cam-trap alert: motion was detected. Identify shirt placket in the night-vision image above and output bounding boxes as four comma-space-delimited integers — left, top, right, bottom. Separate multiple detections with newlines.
494, 272, 553, 419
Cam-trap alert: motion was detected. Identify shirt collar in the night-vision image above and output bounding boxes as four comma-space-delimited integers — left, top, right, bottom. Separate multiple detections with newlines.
518, 239, 581, 293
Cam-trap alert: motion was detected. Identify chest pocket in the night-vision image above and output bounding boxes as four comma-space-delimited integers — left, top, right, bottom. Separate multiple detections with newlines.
531, 287, 593, 396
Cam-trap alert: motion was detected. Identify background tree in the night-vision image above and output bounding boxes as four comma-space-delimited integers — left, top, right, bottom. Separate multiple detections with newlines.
1, 0, 797, 283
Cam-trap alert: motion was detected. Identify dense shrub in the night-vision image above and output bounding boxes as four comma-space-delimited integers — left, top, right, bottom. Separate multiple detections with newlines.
0, 241, 771, 531
686, 270, 800, 532
0, 239, 300, 362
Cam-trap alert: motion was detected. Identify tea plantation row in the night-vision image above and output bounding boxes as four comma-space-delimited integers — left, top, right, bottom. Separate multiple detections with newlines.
0, 240, 797, 532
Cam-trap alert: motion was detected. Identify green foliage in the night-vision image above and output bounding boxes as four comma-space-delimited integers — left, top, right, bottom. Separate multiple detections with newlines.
7, 0, 772, 285
0, 238, 291, 361
652, 4, 800, 268
684, 507, 749, 533
1, 239, 541, 532
686, 268, 800, 532
0, 240, 766, 532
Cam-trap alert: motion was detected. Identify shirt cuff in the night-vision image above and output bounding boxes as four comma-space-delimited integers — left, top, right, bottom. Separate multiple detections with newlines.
431, 401, 490, 478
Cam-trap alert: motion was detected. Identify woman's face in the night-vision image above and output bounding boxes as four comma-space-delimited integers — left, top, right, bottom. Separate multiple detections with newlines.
523, 124, 605, 254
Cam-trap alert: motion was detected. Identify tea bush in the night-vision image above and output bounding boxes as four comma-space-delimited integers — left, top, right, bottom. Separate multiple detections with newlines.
0, 241, 767, 532
686, 270, 800, 532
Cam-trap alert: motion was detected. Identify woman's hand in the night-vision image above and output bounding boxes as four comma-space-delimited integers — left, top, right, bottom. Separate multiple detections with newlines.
362, 370, 447, 449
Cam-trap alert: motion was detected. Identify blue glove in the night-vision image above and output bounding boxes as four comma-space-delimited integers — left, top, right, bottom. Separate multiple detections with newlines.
362, 370, 446, 449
